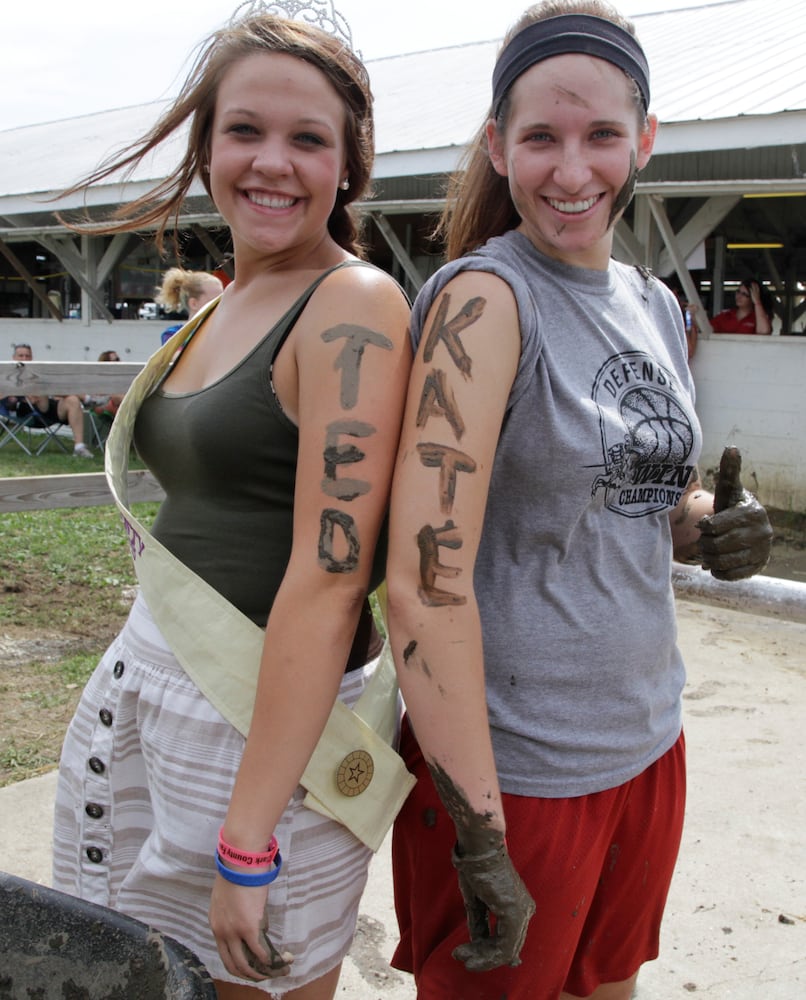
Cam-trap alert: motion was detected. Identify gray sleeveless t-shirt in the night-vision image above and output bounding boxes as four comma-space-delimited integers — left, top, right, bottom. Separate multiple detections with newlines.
410, 231, 702, 797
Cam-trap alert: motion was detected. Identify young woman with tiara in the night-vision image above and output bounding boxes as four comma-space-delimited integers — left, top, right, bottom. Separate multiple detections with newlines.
386, 2, 773, 997
51, 3, 411, 997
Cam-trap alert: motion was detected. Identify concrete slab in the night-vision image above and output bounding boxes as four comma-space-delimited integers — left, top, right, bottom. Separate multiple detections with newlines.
1, 598, 804, 998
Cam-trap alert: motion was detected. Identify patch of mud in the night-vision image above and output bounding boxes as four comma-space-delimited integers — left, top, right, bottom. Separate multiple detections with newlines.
0, 631, 79, 670
349, 914, 406, 989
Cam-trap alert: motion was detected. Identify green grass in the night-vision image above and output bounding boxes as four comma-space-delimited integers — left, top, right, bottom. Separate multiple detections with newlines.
0, 446, 157, 632
0, 434, 142, 476
16, 652, 97, 711
0, 740, 52, 777
0, 449, 159, 782
0, 447, 157, 623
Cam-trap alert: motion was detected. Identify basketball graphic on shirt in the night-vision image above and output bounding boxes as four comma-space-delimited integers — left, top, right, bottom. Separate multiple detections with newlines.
590, 351, 699, 518
620, 387, 694, 465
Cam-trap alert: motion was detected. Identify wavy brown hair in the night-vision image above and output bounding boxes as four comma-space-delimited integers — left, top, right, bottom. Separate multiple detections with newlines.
58, 6, 374, 257
438, 0, 643, 261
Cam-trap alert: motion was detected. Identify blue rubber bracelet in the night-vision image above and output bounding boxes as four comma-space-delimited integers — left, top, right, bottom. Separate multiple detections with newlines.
215, 850, 283, 887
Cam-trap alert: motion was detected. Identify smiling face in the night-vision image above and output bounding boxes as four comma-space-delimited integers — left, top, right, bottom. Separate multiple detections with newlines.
208, 51, 348, 268
487, 53, 656, 270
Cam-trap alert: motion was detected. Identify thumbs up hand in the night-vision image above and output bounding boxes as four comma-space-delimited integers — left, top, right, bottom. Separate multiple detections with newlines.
697, 447, 773, 581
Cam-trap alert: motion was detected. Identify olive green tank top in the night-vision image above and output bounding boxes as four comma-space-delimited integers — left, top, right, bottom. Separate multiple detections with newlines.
133, 263, 387, 664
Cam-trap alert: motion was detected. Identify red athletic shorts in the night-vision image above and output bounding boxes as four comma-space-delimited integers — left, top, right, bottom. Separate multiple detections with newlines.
391, 718, 686, 999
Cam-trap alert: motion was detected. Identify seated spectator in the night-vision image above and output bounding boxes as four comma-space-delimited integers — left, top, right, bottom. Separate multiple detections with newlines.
88, 350, 124, 419
1, 344, 92, 457
155, 268, 224, 344
711, 279, 772, 335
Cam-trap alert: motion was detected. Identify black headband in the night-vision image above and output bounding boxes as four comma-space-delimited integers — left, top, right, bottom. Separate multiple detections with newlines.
492, 14, 650, 116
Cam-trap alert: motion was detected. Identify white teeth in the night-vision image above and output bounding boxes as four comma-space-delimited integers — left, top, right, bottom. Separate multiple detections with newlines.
548, 195, 598, 214
247, 192, 296, 208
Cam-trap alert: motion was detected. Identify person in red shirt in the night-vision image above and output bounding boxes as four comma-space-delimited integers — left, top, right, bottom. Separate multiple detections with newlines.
711, 280, 772, 334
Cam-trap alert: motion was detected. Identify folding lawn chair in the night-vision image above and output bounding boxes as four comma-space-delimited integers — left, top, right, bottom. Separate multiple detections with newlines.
0, 871, 218, 999
0, 402, 36, 456
83, 401, 113, 453
17, 402, 72, 456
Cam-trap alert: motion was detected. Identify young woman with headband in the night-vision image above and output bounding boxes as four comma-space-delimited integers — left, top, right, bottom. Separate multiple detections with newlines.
386, 3, 772, 998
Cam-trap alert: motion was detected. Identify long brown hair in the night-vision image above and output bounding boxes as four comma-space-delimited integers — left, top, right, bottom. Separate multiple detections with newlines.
439, 0, 642, 261
58, 6, 374, 257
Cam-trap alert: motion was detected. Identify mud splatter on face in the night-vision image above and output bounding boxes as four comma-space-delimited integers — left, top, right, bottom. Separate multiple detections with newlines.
608, 151, 637, 229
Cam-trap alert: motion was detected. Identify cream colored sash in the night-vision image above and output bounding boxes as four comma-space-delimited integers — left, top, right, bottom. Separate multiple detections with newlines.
105, 307, 415, 851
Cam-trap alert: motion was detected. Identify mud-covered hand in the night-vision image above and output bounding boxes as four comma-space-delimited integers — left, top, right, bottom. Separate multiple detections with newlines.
242, 921, 295, 980
450, 838, 536, 972
209, 879, 294, 982
697, 446, 772, 581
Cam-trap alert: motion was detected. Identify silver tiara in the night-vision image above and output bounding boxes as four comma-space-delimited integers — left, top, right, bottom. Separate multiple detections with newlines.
234, 0, 358, 53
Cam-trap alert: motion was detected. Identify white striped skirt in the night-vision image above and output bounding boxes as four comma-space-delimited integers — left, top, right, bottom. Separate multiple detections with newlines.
52, 590, 374, 994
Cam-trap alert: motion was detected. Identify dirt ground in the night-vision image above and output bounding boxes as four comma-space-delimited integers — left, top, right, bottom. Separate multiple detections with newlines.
0, 576, 137, 785
1, 511, 804, 786
761, 508, 806, 584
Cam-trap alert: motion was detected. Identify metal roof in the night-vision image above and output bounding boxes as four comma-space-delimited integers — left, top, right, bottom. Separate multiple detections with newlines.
1, 0, 804, 207
369, 0, 806, 168
0, 103, 188, 204
637, 0, 806, 121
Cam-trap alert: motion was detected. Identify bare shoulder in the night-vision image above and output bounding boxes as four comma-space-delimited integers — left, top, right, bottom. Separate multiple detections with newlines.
418, 267, 521, 363
316, 261, 409, 320
292, 262, 411, 379
433, 267, 519, 315
290, 263, 410, 359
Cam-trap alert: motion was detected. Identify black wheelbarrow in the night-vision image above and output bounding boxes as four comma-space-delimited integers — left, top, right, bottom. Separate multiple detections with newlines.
0, 871, 217, 998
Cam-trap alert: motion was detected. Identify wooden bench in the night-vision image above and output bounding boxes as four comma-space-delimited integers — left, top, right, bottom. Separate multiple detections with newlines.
0, 361, 164, 513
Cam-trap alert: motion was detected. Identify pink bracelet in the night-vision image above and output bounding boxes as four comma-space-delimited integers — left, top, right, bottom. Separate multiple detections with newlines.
217, 828, 279, 869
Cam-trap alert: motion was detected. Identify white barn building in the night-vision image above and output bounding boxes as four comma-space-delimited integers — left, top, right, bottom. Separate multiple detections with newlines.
1, 0, 805, 507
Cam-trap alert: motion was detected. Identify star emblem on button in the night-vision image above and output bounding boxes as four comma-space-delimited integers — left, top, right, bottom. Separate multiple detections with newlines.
336, 749, 374, 796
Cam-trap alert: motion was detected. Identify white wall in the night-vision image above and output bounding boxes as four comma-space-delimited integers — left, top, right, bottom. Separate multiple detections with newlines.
1, 319, 165, 365
3, 320, 806, 511
691, 335, 806, 511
